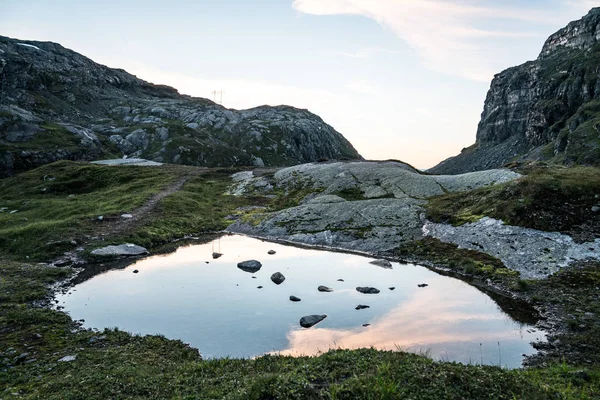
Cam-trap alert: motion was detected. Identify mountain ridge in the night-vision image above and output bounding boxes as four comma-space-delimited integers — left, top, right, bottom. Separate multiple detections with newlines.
0, 35, 362, 176
430, 8, 600, 174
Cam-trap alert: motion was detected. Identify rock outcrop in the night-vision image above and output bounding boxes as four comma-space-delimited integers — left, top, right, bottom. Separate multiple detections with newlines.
226, 161, 520, 253
0, 35, 361, 176
430, 8, 600, 174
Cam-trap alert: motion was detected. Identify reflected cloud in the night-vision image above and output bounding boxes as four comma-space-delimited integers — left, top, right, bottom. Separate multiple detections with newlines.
277, 286, 536, 357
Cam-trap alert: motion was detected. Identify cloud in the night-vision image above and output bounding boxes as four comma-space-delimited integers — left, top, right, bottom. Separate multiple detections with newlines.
292, 0, 582, 81
346, 80, 379, 95
333, 47, 398, 58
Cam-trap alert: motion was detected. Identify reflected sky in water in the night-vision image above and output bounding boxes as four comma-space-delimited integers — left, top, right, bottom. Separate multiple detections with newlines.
57, 235, 545, 367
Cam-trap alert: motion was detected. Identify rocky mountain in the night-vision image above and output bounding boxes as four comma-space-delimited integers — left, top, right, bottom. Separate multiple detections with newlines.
430, 8, 600, 174
0, 36, 361, 176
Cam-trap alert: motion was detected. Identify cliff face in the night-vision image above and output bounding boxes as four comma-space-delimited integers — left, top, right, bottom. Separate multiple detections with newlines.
0, 36, 361, 176
430, 8, 600, 174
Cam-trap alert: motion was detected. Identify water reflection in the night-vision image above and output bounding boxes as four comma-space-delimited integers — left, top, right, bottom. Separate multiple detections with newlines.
279, 287, 542, 366
57, 234, 544, 367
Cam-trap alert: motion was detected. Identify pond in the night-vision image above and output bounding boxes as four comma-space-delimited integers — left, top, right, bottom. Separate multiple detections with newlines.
56, 235, 545, 368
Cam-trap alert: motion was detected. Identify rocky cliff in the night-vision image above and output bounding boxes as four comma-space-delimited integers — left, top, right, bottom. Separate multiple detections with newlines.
430, 8, 600, 174
0, 36, 361, 176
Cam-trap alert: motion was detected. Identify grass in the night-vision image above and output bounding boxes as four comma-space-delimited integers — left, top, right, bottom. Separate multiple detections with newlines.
122, 170, 257, 248
397, 237, 519, 283
1, 257, 599, 399
0, 161, 193, 261
1, 162, 600, 398
426, 165, 600, 241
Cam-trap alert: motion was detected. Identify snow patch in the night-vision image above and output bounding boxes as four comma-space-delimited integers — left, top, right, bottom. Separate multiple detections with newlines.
17, 43, 41, 51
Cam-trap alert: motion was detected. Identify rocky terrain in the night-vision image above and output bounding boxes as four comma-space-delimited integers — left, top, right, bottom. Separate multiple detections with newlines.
225, 161, 600, 279
0, 35, 361, 176
430, 8, 600, 174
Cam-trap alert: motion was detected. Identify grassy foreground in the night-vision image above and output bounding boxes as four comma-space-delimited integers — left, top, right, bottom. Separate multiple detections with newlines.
1, 161, 599, 398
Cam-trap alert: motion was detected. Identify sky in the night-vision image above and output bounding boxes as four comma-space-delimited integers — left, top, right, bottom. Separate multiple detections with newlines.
0, 0, 597, 168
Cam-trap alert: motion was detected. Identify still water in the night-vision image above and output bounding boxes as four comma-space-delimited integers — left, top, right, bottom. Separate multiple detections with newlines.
57, 235, 545, 367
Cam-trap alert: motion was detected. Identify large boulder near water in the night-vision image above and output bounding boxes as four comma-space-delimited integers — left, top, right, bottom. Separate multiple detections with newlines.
299, 314, 327, 328
318, 285, 333, 292
91, 243, 148, 256
237, 260, 262, 273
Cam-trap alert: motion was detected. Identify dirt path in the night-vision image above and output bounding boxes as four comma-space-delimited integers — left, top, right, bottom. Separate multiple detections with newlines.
95, 167, 206, 238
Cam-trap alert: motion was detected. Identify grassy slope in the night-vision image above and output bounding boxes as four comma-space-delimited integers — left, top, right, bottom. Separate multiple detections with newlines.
426, 165, 600, 241
1, 162, 599, 398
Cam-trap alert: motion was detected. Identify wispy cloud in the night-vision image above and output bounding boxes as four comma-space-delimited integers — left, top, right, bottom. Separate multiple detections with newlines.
293, 0, 591, 81
346, 80, 379, 95
333, 47, 398, 58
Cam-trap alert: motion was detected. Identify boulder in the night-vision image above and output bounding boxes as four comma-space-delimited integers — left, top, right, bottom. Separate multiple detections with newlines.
355, 304, 370, 310
318, 285, 333, 292
237, 260, 262, 273
270, 272, 285, 285
356, 287, 380, 294
268, 250, 276, 255
91, 243, 148, 256
289, 295, 301, 302
300, 314, 327, 328
369, 259, 392, 269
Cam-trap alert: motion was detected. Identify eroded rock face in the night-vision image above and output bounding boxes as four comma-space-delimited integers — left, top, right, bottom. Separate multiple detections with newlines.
430, 8, 600, 174
0, 35, 361, 176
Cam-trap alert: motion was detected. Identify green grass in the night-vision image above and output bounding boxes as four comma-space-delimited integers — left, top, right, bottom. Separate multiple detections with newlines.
123, 170, 257, 248
0, 161, 193, 261
2, 257, 599, 399
426, 166, 600, 240
397, 237, 519, 283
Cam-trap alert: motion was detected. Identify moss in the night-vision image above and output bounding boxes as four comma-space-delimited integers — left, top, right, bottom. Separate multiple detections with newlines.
426, 166, 600, 241
0, 161, 193, 261
334, 187, 365, 201
397, 237, 519, 283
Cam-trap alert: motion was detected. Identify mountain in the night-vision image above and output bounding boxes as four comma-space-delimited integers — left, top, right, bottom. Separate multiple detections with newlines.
0, 36, 361, 176
430, 8, 600, 174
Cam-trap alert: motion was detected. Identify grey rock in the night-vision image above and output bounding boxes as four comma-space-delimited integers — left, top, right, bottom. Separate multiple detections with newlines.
592, 206, 600, 213
237, 260, 262, 273
389, 287, 396, 290
0, 36, 362, 176
289, 295, 301, 302
369, 259, 392, 269
318, 285, 333, 292
300, 314, 327, 328
424, 217, 600, 279
356, 287, 380, 294
227, 161, 519, 254
355, 305, 370, 310
212, 252, 223, 259
430, 8, 600, 174
91, 243, 148, 256
270, 272, 285, 285
418, 284, 429, 288
58, 355, 76, 362
13, 353, 29, 364
257, 286, 263, 289
121, 213, 133, 219
267, 250, 276, 255
362, 324, 371, 327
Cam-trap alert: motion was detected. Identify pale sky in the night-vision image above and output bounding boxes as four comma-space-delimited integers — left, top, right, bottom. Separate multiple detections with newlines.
0, 0, 596, 168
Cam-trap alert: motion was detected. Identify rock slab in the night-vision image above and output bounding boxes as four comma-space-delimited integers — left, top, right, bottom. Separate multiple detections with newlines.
300, 314, 327, 328
91, 243, 148, 256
